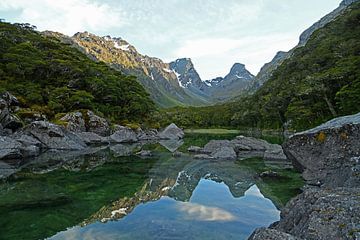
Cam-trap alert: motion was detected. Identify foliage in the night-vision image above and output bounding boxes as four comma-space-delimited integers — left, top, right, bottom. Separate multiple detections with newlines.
0, 22, 156, 123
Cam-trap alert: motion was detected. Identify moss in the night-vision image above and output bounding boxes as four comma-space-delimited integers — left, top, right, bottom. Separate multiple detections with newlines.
316, 131, 327, 143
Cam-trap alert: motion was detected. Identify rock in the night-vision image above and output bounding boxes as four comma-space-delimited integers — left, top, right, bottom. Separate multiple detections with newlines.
24, 121, 87, 150
76, 132, 109, 145
109, 125, 138, 143
249, 228, 301, 240
12, 134, 42, 147
0, 136, 22, 159
275, 187, 360, 240
231, 135, 269, 151
159, 139, 184, 152
193, 154, 214, 160
172, 151, 184, 157
137, 128, 159, 141
0, 161, 18, 179
136, 150, 152, 157
0, 92, 23, 132
20, 145, 40, 158
158, 123, 184, 140
60, 111, 86, 132
211, 146, 237, 160
187, 146, 203, 153
203, 140, 234, 154
61, 110, 110, 136
264, 144, 287, 162
86, 111, 110, 136
283, 112, 360, 187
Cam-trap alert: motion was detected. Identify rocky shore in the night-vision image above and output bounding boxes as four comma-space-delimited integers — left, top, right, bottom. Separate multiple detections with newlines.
249, 112, 360, 240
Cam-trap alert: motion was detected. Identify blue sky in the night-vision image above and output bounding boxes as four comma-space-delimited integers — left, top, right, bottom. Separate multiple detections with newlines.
0, 0, 341, 79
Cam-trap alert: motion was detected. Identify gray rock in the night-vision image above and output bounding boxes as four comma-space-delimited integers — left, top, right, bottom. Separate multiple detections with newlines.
137, 128, 159, 141
136, 150, 152, 157
249, 228, 301, 240
0, 136, 23, 159
76, 132, 109, 145
275, 187, 360, 240
20, 145, 40, 158
86, 111, 110, 136
231, 135, 269, 151
211, 146, 237, 160
109, 126, 138, 143
0, 161, 18, 179
61, 110, 110, 136
60, 111, 86, 132
283, 112, 360, 187
187, 146, 203, 153
24, 121, 87, 150
158, 123, 184, 140
0, 92, 23, 132
264, 144, 287, 162
203, 140, 234, 154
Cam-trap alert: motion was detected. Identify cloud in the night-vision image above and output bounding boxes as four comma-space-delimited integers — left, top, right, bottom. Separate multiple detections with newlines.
0, 0, 125, 35
177, 202, 236, 221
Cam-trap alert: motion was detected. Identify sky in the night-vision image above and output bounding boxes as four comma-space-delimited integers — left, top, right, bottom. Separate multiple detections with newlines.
0, 0, 341, 79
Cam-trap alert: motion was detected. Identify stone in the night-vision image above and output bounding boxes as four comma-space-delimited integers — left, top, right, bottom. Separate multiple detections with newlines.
203, 140, 234, 154
86, 111, 110, 137
187, 146, 203, 153
60, 111, 86, 132
275, 187, 360, 240
264, 144, 287, 162
248, 228, 301, 240
0, 136, 23, 159
109, 126, 138, 143
0, 92, 23, 132
158, 123, 184, 140
24, 121, 87, 150
136, 150, 152, 157
211, 146, 237, 160
137, 128, 159, 141
283, 112, 360, 187
231, 135, 270, 151
76, 132, 109, 145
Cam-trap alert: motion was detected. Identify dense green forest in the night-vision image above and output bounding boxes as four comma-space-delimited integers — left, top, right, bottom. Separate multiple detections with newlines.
0, 22, 155, 124
160, 2, 360, 131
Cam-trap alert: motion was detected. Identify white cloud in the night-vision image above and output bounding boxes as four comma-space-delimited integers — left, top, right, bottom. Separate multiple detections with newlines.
0, 0, 125, 35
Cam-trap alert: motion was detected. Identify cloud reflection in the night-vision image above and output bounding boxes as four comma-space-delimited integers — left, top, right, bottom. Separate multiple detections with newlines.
177, 202, 236, 222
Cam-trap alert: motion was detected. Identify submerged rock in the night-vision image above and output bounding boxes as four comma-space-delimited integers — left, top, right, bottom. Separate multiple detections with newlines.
158, 123, 184, 140
283, 112, 360, 187
159, 139, 184, 152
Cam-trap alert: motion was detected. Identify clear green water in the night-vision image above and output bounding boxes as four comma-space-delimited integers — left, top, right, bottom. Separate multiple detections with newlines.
0, 133, 302, 240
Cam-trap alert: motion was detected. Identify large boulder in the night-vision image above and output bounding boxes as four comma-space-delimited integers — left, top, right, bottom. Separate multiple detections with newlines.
137, 128, 159, 141
283, 112, 360, 187
0, 136, 22, 159
264, 144, 288, 162
76, 132, 109, 145
158, 123, 184, 140
23, 121, 87, 150
109, 125, 138, 143
274, 187, 360, 240
0, 92, 23, 132
231, 135, 270, 151
211, 146, 237, 160
203, 140, 234, 154
60, 110, 110, 136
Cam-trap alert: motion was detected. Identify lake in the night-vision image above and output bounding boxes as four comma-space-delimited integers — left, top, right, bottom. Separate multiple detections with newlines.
0, 131, 303, 240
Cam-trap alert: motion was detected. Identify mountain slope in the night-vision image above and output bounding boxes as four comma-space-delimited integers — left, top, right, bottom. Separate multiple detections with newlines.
0, 22, 155, 122
250, 0, 359, 90
160, 0, 360, 130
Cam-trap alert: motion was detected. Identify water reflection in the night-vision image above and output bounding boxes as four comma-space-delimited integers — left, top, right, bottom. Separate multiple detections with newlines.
0, 133, 298, 240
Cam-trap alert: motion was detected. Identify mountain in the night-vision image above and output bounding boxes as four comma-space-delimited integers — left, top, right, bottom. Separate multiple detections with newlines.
0, 22, 155, 123
204, 63, 254, 101
250, 0, 359, 90
45, 31, 254, 107
162, 0, 360, 131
